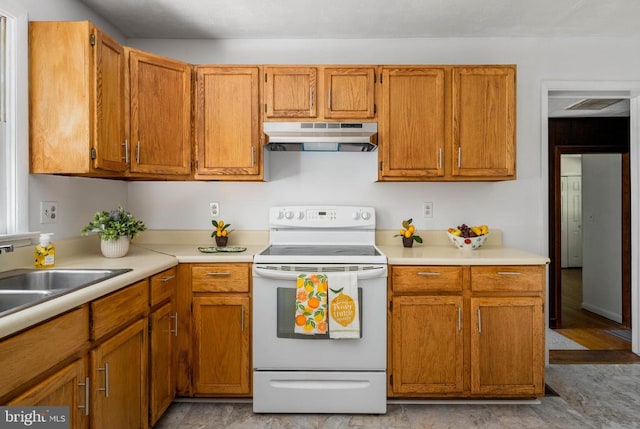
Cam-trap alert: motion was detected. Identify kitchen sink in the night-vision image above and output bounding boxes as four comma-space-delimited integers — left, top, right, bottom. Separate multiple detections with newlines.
0, 268, 132, 317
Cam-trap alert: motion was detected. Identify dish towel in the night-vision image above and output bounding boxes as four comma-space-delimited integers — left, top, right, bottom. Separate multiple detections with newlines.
328, 272, 360, 339
294, 273, 328, 335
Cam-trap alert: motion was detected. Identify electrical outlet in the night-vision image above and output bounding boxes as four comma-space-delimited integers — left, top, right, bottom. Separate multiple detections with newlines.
40, 201, 58, 224
423, 202, 433, 219
210, 202, 220, 218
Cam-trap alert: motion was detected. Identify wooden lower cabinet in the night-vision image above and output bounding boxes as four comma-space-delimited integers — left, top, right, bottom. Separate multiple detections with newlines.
192, 295, 250, 395
90, 318, 148, 429
9, 359, 88, 429
389, 264, 545, 398
470, 297, 544, 396
391, 296, 463, 394
149, 301, 176, 425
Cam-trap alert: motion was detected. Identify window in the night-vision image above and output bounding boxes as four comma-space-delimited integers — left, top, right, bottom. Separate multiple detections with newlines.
0, 1, 28, 240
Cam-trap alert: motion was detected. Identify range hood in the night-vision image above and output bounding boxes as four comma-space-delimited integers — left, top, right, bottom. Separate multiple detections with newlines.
264, 122, 378, 152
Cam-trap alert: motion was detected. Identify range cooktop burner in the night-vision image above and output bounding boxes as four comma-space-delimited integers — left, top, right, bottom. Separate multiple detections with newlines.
259, 245, 381, 257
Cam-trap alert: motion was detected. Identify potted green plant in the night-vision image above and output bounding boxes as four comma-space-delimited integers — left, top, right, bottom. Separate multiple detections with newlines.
81, 206, 147, 258
394, 218, 423, 248
211, 219, 232, 247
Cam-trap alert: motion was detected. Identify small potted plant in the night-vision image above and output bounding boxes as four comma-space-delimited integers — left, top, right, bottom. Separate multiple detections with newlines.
394, 218, 423, 248
212, 219, 232, 247
81, 206, 146, 258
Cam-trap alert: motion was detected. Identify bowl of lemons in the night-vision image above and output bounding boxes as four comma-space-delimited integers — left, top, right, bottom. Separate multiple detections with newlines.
446, 224, 489, 250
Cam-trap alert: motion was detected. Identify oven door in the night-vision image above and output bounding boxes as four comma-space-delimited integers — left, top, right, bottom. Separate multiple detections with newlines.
252, 264, 387, 371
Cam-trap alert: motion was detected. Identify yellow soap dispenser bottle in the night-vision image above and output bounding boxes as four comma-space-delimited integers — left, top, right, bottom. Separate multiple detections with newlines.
34, 233, 55, 268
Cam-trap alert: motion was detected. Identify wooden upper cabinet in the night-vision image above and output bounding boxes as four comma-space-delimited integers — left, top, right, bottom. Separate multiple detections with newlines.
128, 49, 192, 176
452, 66, 516, 179
194, 66, 262, 180
323, 67, 375, 119
30, 21, 127, 175
264, 66, 317, 118
379, 67, 447, 179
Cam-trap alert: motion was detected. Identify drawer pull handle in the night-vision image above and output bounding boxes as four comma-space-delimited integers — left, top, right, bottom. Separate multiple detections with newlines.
170, 312, 178, 336
241, 307, 245, 332
417, 272, 440, 276
78, 376, 90, 416
97, 362, 110, 397
457, 306, 462, 331
207, 272, 231, 277
477, 309, 482, 334
160, 275, 176, 282
497, 272, 521, 276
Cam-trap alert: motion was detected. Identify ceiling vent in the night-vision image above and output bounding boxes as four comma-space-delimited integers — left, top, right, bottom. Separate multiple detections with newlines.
565, 98, 624, 110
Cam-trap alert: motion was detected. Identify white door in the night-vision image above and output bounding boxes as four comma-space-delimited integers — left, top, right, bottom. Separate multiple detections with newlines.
582, 154, 622, 323
561, 175, 583, 268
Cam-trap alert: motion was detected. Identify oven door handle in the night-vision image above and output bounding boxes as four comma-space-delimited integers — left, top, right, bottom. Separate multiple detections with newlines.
253, 266, 387, 280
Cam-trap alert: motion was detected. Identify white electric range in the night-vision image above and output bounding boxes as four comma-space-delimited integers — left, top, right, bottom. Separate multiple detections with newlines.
252, 206, 387, 414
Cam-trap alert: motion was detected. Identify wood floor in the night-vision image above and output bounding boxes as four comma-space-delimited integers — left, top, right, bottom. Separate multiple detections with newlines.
550, 268, 640, 363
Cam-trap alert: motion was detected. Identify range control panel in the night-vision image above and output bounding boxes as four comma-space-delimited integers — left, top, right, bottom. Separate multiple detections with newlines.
269, 206, 375, 229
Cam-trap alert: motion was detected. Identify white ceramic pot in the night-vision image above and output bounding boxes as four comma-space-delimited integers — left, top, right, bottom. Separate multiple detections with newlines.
100, 236, 130, 258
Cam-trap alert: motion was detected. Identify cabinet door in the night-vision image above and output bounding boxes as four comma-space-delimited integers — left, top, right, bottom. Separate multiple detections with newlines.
264, 66, 317, 118
452, 66, 516, 179
195, 67, 261, 179
380, 67, 446, 179
149, 302, 175, 426
29, 21, 125, 174
470, 297, 543, 396
91, 318, 148, 429
391, 296, 463, 394
9, 359, 88, 429
129, 49, 192, 175
192, 295, 250, 395
324, 67, 375, 119
93, 27, 127, 172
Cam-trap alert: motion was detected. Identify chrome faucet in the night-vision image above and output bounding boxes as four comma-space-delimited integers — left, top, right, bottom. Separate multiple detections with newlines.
0, 244, 14, 254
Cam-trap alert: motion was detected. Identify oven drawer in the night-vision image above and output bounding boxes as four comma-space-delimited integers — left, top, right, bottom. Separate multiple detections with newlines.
253, 371, 386, 414
392, 266, 463, 293
192, 264, 250, 293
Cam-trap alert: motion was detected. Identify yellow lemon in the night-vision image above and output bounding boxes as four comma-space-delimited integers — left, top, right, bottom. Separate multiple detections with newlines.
216, 231, 222, 237
408, 225, 415, 233
221, 230, 228, 237
399, 229, 406, 236
219, 220, 224, 227
404, 230, 412, 238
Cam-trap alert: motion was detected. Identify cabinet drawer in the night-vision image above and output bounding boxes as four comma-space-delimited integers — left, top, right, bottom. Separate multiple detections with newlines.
471, 266, 545, 293
150, 267, 177, 306
0, 306, 89, 399
392, 266, 463, 293
91, 280, 149, 340
192, 264, 249, 293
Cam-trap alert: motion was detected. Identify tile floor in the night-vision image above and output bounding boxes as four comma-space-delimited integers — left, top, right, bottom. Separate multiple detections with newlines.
154, 364, 640, 429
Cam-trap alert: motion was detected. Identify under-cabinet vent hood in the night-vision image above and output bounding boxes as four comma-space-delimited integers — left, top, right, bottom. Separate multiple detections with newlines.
264, 122, 378, 152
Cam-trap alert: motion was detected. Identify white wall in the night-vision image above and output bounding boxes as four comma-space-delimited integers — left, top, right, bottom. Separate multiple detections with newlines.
126, 36, 640, 254
17, 0, 640, 252
582, 154, 622, 323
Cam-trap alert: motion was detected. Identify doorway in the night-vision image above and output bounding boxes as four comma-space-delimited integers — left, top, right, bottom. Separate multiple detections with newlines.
548, 106, 633, 358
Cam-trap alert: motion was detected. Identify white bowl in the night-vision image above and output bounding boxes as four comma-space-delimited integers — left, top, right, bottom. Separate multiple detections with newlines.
447, 232, 489, 250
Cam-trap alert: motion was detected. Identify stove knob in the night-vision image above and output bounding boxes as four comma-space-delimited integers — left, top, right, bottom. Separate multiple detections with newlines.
297, 211, 305, 220
276, 210, 285, 220
285, 210, 294, 220
361, 211, 371, 220
352, 212, 361, 220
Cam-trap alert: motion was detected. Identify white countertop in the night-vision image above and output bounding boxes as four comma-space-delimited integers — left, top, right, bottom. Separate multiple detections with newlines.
380, 244, 550, 265
0, 230, 548, 339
